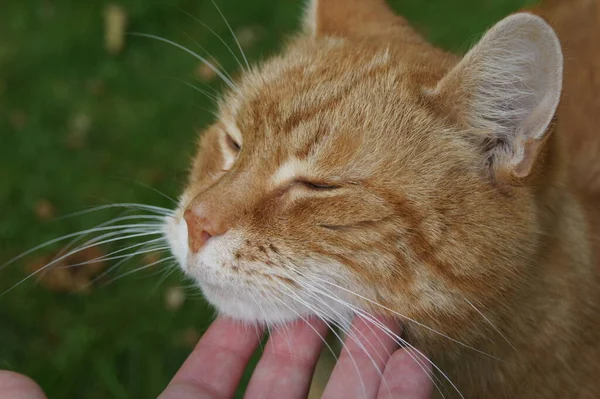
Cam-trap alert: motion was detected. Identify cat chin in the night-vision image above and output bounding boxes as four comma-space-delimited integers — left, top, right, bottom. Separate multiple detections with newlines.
199, 280, 356, 327
199, 282, 308, 325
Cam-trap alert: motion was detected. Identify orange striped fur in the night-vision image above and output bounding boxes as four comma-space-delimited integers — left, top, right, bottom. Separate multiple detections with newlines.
166, 1, 600, 397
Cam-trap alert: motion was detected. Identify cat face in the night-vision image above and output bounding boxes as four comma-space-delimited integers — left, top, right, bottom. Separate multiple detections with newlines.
166, 0, 562, 335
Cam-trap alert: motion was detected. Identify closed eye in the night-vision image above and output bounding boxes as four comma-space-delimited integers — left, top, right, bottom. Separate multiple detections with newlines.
225, 134, 241, 152
296, 179, 341, 190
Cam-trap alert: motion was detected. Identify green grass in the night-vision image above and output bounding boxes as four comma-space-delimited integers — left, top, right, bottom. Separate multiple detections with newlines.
0, 0, 532, 397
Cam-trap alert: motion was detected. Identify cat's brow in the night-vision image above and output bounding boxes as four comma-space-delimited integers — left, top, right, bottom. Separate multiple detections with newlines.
271, 157, 311, 186
222, 120, 243, 144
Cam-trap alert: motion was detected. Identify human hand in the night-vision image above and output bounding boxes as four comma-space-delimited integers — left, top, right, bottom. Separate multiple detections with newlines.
159, 316, 433, 399
0, 316, 433, 399
0, 371, 47, 399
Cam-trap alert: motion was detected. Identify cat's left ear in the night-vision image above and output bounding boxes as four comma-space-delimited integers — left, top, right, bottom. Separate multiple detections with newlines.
432, 13, 563, 178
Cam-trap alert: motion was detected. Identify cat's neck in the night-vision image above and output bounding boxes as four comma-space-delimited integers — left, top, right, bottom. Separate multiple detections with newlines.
428, 133, 600, 398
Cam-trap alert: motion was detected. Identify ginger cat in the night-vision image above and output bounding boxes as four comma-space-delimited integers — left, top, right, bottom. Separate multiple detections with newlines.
165, 0, 600, 397
534, 0, 600, 249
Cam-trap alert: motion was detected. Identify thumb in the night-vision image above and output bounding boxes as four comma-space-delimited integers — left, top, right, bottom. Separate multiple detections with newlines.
0, 371, 47, 399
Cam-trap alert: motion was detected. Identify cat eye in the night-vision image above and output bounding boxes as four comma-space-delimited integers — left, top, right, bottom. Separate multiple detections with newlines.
296, 180, 340, 190
225, 134, 241, 152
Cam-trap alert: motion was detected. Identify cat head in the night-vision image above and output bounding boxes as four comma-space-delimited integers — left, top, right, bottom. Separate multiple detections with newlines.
165, 0, 563, 334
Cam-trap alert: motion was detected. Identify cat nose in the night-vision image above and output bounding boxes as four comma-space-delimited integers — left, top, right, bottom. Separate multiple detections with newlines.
183, 205, 228, 253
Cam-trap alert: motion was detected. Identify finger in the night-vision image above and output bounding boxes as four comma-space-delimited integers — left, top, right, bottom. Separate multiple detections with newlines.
0, 371, 47, 399
244, 317, 328, 399
377, 348, 433, 399
159, 316, 263, 399
322, 316, 401, 399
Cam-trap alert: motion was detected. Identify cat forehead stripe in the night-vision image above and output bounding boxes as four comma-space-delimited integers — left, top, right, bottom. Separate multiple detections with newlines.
271, 158, 312, 186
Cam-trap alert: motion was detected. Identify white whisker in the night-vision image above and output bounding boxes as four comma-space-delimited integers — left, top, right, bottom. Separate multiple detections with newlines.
286, 282, 384, 367
151, 261, 182, 291
177, 29, 238, 85
296, 270, 502, 361
129, 33, 239, 93
194, 103, 220, 120
112, 177, 177, 205
298, 284, 389, 366
90, 245, 156, 285
276, 284, 370, 398
172, 77, 220, 104
268, 286, 339, 364
2, 231, 164, 296
1, 221, 164, 272
60, 244, 169, 269
354, 310, 449, 399
301, 280, 454, 399
103, 256, 176, 284
176, 10, 246, 73
210, 0, 250, 70
52, 214, 168, 261
53, 203, 174, 222
465, 297, 516, 351
291, 282, 397, 397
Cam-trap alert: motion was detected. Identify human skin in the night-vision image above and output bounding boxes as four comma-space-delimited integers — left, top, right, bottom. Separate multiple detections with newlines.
0, 316, 433, 399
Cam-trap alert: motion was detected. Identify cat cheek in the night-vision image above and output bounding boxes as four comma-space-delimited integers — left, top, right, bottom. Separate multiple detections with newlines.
164, 214, 188, 269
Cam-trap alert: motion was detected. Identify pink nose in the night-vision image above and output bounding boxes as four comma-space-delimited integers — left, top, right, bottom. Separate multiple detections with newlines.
183, 206, 228, 253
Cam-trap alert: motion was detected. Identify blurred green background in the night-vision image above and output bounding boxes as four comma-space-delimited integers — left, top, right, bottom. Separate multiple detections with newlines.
0, 0, 532, 397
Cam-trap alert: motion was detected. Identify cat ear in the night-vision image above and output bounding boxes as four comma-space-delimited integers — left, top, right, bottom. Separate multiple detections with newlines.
433, 13, 563, 178
303, 0, 400, 38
